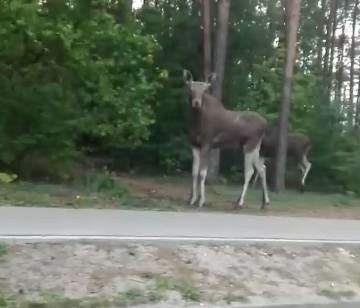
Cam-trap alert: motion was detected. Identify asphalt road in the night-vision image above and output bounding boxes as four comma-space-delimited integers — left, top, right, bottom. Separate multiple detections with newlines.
2, 206, 360, 307
1, 206, 360, 243
132, 302, 360, 307
240, 304, 360, 308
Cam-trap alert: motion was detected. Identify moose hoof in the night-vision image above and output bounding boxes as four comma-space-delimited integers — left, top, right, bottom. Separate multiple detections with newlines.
234, 201, 244, 210
261, 202, 270, 210
198, 200, 205, 208
188, 196, 197, 206
299, 185, 305, 194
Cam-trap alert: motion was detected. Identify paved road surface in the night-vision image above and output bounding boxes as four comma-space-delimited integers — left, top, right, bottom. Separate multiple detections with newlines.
127, 302, 360, 307
241, 304, 360, 308
2, 206, 360, 308
1, 206, 360, 242
242, 304, 360, 308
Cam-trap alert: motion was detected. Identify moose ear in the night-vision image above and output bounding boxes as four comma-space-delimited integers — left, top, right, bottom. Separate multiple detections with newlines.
206, 73, 217, 85
183, 70, 193, 84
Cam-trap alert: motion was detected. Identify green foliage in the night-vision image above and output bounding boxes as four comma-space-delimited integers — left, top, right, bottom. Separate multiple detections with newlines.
0, 0, 162, 174
82, 170, 127, 198
1, 0, 360, 197
0, 173, 17, 183
136, 0, 201, 171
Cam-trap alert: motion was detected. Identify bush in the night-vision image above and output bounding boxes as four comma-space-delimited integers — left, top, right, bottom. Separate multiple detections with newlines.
82, 170, 128, 198
0, 0, 164, 176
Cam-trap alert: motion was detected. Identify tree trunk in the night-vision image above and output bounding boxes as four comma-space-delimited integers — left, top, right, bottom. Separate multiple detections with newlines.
202, 0, 212, 80
328, 0, 338, 92
273, 0, 301, 192
317, 0, 326, 70
335, 0, 349, 104
207, 0, 230, 183
356, 73, 360, 128
324, 0, 335, 80
213, 0, 230, 100
114, 0, 133, 24
350, 0, 358, 127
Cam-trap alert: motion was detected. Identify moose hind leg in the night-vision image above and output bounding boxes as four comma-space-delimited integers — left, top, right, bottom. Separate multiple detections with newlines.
237, 150, 255, 208
252, 156, 265, 188
253, 155, 270, 209
251, 169, 260, 188
298, 163, 305, 192
300, 155, 312, 192
189, 148, 200, 205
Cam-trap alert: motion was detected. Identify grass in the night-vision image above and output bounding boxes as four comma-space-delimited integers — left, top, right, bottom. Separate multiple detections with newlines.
318, 289, 356, 300
0, 182, 177, 211
40, 292, 63, 304
21, 299, 104, 308
0, 288, 164, 308
0, 170, 129, 209
206, 181, 360, 218
0, 295, 7, 308
0, 181, 99, 208
0, 294, 18, 308
223, 293, 249, 304
120, 195, 178, 211
112, 288, 164, 306
0, 242, 7, 257
114, 288, 148, 306
211, 182, 360, 208
153, 275, 202, 302
120, 173, 360, 218
177, 283, 201, 301
0, 173, 360, 218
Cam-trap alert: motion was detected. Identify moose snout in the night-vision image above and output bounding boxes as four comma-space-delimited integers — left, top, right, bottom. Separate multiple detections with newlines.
192, 99, 202, 108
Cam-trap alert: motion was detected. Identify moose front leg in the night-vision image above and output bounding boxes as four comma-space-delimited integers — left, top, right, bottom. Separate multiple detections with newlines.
189, 147, 200, 206
198, 146, 210, 208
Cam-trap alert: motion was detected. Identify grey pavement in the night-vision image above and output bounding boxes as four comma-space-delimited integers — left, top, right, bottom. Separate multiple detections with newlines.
2, 206, 360, 308
0, 206, 360, 242
241, 304, 360, 308
239, 302, 360, 308
138, 302, 360, 307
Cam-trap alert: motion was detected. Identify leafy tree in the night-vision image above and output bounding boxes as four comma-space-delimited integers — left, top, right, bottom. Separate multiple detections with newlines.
0, 0, 162, 178
2, 0, 360, 196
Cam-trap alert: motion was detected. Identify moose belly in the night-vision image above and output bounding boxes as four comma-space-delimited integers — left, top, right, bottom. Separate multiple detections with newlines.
211, 132, 247, 149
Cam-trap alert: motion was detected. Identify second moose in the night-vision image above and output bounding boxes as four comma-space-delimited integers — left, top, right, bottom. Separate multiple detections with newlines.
252, 128, 312, 191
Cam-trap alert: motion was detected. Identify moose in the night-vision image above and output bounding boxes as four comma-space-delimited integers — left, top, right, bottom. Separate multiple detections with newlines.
252, 128, 312, 191
184, 70, 270, 209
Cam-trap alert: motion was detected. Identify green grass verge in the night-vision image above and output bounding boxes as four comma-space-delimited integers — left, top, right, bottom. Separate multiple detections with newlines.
0, 174, 359, 218
0, 242, 7, 257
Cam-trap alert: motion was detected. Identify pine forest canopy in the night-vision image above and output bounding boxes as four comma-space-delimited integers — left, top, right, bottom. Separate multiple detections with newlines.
0, 0, 360, 196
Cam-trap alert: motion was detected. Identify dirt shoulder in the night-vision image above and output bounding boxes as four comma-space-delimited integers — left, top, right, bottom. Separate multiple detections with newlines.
1, 241, 360, 307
